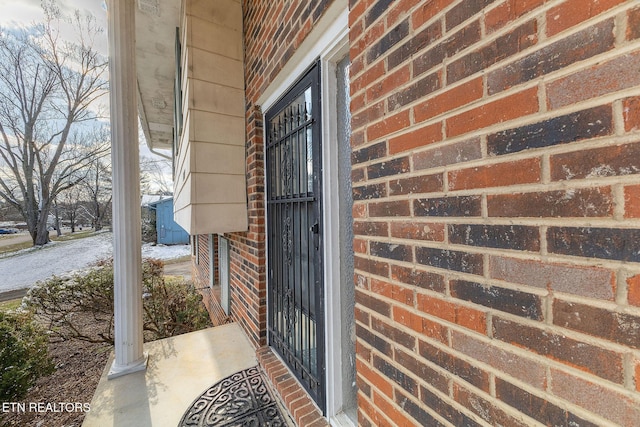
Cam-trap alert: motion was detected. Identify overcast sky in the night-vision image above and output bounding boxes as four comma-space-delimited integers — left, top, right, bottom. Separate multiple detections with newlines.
0, 0, 173, 192
0, 0, 107, 28
0, 0, 109, 53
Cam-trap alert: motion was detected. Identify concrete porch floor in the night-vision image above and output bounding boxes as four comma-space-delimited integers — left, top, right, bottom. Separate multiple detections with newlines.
83, 323, 257, 427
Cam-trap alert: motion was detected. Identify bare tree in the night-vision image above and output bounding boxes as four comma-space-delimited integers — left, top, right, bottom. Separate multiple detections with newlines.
140, 156, 173, 196
0, 4, 108, 245
58, 184, 83, 232
83, 156, 112, 231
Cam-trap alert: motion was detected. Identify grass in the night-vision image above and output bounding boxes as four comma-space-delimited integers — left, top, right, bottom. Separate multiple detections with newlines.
0, 240, 33, 255
51, 230, 96, 242
0, 298, 22, 312
0, 230, 97, 256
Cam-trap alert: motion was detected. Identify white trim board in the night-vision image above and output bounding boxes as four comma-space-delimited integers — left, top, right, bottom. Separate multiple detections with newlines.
320, 40, 355, 427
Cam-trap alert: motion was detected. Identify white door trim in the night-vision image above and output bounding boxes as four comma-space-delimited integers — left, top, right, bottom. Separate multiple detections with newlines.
320, 38, 354, 426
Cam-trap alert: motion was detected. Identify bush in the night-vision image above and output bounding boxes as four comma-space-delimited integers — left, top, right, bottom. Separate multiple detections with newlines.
0, 310, 54, 401
25, 258, 211, 344
141, 259, 212, 340
24, 260, 115, 343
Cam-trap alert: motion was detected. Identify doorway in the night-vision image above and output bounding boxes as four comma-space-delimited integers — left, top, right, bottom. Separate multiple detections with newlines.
265, 61, 325, 411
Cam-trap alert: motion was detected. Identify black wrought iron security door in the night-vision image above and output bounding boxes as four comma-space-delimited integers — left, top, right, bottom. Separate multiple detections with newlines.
266, 61, 325, 411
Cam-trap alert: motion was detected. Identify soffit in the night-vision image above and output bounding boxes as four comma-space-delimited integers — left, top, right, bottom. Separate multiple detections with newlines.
135, 0, 181, 151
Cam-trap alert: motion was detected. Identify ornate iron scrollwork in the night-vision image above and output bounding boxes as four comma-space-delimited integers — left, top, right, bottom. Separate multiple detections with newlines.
265, 62, 324, 412
282, 207, 292, 265
179, 367, 288, 426
284, 288, 295, 344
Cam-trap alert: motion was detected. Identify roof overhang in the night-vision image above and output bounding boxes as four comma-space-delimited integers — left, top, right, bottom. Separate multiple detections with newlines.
135, 0, 181, 151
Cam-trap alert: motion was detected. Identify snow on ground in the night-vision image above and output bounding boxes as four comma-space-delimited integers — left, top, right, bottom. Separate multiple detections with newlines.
142, 241, 191, 260
0, 232, 190, 292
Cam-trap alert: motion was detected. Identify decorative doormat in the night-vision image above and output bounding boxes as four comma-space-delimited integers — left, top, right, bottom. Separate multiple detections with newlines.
179, 366, 289, 426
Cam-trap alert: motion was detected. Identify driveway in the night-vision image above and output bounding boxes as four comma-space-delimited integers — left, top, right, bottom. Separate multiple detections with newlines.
0, 232, 190, 293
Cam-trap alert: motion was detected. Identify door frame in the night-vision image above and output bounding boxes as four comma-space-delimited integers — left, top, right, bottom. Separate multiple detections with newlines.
319, 35, 353, 425
257, 2, 352, 424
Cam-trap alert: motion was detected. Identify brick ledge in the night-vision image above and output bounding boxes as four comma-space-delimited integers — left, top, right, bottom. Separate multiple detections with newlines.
257, 346, 329, 427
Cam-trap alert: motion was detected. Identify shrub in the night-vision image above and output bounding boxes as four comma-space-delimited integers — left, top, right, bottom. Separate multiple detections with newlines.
141, 259, 212, 340
26, 258, 211, 344
25, 260, 115, 344
0, 310, 54, 401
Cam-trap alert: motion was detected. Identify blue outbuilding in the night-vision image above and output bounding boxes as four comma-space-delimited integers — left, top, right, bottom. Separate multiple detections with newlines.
147, 197, 189, 245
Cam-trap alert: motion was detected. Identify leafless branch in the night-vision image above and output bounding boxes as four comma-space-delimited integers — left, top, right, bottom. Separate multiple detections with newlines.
0, 3, 108, 245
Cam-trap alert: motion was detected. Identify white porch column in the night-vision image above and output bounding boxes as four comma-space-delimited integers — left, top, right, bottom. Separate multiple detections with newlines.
107, 0, 147, 379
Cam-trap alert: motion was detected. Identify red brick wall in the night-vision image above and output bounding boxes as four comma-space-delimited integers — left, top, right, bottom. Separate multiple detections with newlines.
220, 0, 336, 349
191, 6, 336, 424
350, 0, 640, 426
192, 234, 210, 286
191, 234, 220, 285
192, 234, 229, 326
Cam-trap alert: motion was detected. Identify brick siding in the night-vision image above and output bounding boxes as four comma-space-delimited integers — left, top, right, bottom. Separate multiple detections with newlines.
213, 0, 336, 352
206, 1, 337, 424
192, 234, 210, 286
189, 0, 640, 425
191, 234, 230, 326
350, 0, 640, 426
257, 347, 329, 427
